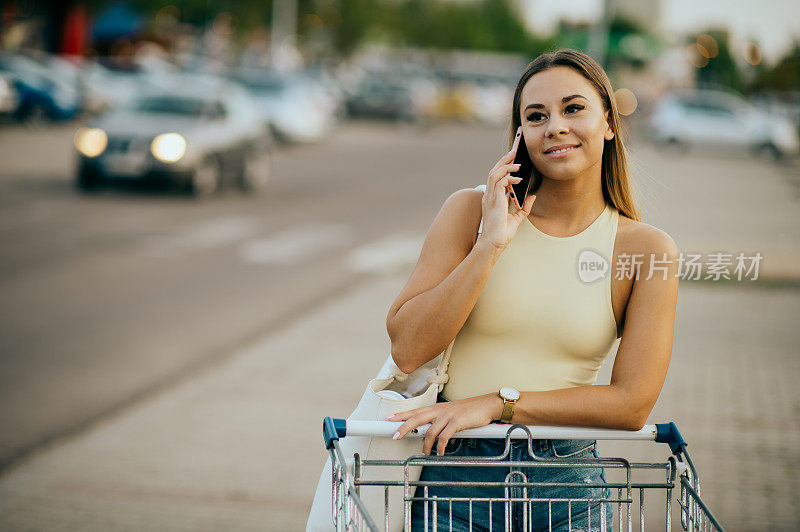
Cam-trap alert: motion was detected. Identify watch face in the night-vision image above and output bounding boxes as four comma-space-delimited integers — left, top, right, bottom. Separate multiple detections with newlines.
499, 387, 520, 401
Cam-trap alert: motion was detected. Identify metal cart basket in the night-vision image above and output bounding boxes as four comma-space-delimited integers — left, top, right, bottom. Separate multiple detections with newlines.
322, 417, 725, 532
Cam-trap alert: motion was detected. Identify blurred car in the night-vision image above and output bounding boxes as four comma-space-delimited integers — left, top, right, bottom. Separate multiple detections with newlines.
427, 70, 477, 122
44, 54, 141, 113
399, 69, 439, 123
0, 52, 81, 123
344, 75, 424, 123
235, 68, 339, 144
0, 72, 21, 120
74, 77, 273, 196
649, 89, 800, 160
466, 73, 515, 125
300, 65, 348, 122
303, 65, 347, 111
750, 90, 800, 139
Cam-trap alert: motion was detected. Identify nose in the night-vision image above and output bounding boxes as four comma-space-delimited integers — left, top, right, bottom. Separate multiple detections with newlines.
545, 113, 569, 138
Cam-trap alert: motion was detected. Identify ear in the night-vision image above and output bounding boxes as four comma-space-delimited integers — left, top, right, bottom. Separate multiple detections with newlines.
604, 110, 615, 141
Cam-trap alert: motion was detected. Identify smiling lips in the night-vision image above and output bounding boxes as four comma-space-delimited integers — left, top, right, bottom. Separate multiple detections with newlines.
544, 144, 580, 157
545, 143, 580, 153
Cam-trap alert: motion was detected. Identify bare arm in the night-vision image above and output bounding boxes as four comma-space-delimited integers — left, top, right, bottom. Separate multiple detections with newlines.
386, 188, 502, 374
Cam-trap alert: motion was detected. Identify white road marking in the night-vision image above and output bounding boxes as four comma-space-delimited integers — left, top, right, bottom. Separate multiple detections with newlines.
344, 233, 424, 274
238, 223, 355, 265
142, 216, 259, 257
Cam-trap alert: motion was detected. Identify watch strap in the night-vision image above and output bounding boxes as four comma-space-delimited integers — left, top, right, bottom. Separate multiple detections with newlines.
500, 400, 514, 423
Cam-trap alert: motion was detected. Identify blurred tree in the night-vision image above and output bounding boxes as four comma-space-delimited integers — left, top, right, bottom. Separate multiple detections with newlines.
383, 0, 549, 56
88, 0, 556, 61
749, 40, 800, 93
125, 0, 273, 36
694, 29, 744, 93
554, 15, 660, 76
328, 0, 377, 56
552, 20, 590, 54
605, 15, 661, 72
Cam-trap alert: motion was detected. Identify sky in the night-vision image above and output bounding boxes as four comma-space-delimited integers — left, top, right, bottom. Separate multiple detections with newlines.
522, 0, 800, 64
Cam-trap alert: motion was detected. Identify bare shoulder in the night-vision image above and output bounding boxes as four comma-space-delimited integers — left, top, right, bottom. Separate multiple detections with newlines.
426, 188, 483, 254
457, 187, 484, 243
617, 215, 679, 259
448, 186, 484, 210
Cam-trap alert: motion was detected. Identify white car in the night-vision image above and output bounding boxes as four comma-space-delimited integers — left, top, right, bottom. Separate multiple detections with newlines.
236, 69, 339, 144
43, 54, 141, 113
649, 89, 799, 160
74, 76, 273, 196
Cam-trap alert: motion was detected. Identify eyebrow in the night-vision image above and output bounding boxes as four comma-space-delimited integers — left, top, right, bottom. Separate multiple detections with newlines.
524, 94, 588, 110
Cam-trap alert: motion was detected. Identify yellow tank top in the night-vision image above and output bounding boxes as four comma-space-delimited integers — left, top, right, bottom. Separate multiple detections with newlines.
441, 192, 620, 401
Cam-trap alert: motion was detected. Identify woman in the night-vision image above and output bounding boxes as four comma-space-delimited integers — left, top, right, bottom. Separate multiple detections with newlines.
385, 49, 679, 531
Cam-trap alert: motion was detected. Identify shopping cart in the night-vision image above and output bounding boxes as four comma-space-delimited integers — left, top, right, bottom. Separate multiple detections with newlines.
321, 417, 725, 531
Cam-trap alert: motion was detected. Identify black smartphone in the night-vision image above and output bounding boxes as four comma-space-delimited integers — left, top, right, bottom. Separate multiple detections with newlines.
509, 129, 541, 209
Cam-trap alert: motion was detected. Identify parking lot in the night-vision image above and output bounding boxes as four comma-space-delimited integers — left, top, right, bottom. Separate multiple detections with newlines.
0, 117, 799, 530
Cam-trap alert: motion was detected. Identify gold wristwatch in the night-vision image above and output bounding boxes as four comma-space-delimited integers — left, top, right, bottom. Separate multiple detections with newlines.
498, 387, 520, 424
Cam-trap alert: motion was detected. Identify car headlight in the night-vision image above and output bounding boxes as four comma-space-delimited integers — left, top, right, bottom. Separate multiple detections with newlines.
74, 127, 108, 157
150, 133, 187, 163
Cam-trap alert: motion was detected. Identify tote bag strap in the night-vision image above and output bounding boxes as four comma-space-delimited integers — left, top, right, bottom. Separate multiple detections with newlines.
424, 183, 487, 392
426, 338, 454, 391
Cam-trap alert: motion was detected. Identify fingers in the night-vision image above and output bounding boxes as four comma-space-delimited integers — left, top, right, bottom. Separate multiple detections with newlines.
392, 410, 437, 440
422, 417, 462, 456
504, 177, 523, 204
490, 163, 521, 184
491, 145, 517, 174
434, 425, 460, 457
511, 192, 537, 224
486, 164, 521, 202
387, 410, 414, 422
422, 416, 449, 455
492, 173, 522, 201
522, 192, 537, 214
504, 176, 523, 189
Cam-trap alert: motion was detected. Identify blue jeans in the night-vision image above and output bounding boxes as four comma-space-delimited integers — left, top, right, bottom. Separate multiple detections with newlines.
410, 394, 613, 531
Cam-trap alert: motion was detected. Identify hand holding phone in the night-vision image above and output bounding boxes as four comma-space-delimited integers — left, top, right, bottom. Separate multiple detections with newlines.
479, 127, 538, 252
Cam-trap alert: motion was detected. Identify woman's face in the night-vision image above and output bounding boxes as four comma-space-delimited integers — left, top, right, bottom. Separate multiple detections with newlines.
518, 66, 615, 181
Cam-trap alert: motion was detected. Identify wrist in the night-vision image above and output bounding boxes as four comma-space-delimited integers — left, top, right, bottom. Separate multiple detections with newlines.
488, 392, 505, 421
473, 237, 504, 261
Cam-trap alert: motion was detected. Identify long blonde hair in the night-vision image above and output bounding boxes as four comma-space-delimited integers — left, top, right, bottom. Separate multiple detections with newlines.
507, 48, 641, 221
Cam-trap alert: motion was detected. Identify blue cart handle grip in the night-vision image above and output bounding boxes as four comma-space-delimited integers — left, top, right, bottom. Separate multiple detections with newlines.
655, 422, 688, 455
323, 417, 347, 450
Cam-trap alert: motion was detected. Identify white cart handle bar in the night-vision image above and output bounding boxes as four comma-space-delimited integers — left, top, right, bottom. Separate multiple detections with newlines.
323, 417, 688, 456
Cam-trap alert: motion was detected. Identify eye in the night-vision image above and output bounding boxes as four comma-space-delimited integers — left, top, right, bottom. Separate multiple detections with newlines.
526, 104, 585, 122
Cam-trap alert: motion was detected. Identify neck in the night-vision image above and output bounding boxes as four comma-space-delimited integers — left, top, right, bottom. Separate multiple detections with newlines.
529, 172, 606, 233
